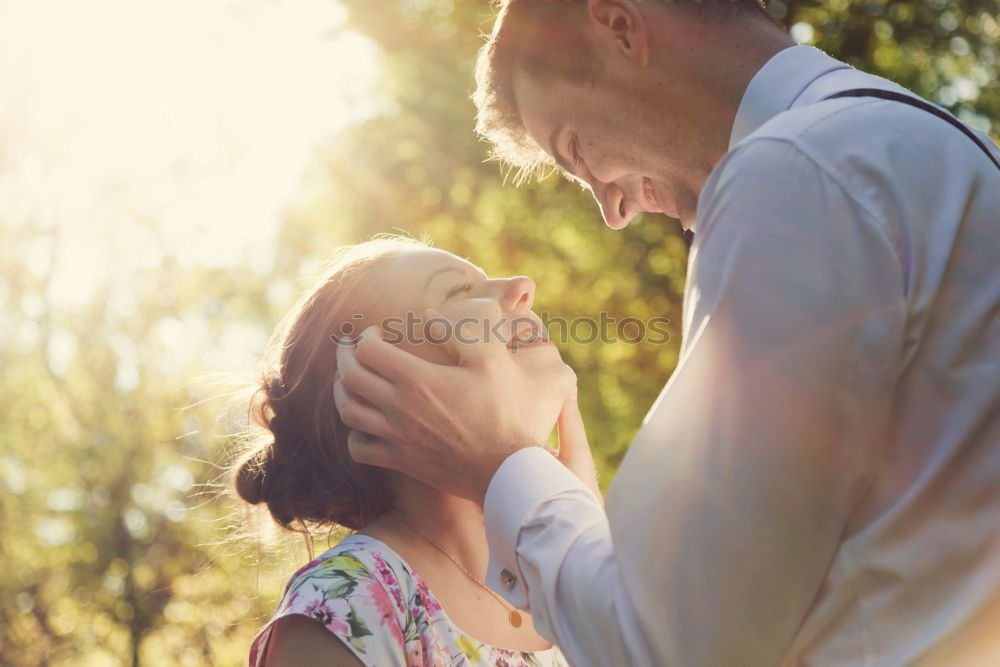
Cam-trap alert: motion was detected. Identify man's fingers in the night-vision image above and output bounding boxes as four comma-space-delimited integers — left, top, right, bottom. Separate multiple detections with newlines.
350, 326, 438, 383
424, 308, 510, 369
336, 344, 395, 407
346, 430, 398, 471
333, 377, 394, 440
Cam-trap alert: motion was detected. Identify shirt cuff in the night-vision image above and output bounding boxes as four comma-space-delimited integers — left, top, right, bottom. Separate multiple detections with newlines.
483, 446, 598, 609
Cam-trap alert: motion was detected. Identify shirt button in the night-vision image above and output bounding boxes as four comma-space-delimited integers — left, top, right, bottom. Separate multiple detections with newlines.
499, 568, 518, 591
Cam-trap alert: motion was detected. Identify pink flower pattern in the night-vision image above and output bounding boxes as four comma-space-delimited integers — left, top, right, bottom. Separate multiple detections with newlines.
417, 579, 443, 617
248, 534, 567, 667
372, 551, 407, 612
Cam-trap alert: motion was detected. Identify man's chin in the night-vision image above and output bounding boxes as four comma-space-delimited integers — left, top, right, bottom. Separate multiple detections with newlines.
679, 208, 697, 231
671, 187, 700, 228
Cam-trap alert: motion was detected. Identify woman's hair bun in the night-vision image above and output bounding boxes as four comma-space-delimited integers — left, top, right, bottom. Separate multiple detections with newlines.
264, 376, 287, 402
234, 445, 274, 506
235, 375, 295, 509
228, 239, 423, 533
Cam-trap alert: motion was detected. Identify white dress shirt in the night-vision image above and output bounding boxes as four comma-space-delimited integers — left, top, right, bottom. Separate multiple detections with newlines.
484, 45, 1000, 666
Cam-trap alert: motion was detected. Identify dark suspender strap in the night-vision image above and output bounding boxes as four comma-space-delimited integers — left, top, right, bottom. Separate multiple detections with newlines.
824, 88, 1000, 171
684, 88, 999, 246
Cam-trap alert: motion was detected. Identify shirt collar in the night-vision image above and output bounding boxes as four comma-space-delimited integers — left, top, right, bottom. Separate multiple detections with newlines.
729, 45, 852, 149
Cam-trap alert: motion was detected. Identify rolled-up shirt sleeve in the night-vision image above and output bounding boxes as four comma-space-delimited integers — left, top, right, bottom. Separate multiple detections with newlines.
484, 137, 908, 666
484, 448, 652, 665
483, 447, 598, 610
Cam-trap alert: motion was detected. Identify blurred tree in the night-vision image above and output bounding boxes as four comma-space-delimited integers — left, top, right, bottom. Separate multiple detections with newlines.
0, 220, 297, 665
777, 0, 999, 132
0, 1, 995, 665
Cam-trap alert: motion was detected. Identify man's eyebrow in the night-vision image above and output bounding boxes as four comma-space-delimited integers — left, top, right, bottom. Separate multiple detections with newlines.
423, 266, 467, 289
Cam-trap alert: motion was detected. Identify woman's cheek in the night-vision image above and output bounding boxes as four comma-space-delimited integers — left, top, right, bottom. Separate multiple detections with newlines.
434, 300, 504, 343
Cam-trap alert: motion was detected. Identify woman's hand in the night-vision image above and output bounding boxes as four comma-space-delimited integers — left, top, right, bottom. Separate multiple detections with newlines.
556, 396, 602, 502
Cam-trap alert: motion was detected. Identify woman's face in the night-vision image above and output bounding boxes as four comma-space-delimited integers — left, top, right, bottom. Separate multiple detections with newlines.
363, 247, 569, 379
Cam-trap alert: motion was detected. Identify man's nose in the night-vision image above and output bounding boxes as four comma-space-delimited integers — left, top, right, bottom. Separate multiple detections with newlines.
594, 181, 632, 230
498, 276, 536, 312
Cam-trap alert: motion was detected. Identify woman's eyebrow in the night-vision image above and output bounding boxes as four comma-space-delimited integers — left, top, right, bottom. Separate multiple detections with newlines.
423, 266, 466, 289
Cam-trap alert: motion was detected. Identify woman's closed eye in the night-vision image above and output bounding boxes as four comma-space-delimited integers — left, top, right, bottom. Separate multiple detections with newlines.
445, 281, 474, 299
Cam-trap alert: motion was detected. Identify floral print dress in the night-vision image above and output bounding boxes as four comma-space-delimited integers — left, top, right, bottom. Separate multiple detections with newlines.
249, 534, 568, 667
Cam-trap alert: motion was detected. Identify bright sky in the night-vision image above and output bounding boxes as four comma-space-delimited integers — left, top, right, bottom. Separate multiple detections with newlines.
0, 0, 383, 310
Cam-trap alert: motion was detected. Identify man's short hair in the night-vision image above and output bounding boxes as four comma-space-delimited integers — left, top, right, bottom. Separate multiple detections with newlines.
473, 0, 773, 183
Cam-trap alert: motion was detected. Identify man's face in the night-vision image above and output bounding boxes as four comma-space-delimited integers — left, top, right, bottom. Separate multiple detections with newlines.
513, 68, 696, 230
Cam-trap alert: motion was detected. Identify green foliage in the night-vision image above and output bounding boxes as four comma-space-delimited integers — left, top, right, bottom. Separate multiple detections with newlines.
0, 1, 995, 664
777, 0, 1000, 129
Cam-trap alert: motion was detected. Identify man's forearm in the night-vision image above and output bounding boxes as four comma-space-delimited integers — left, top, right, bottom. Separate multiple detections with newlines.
484, 448, 656, 666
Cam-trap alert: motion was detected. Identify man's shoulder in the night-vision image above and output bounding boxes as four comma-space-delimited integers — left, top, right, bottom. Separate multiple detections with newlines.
712, 88, 969, 225
734, 89, 957, 172
695, 107, 902, 249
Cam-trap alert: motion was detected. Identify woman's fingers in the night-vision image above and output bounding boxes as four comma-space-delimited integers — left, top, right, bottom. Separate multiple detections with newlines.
557, 398, 602, 501
333, 377, 395, 441
557, 397, 588, 455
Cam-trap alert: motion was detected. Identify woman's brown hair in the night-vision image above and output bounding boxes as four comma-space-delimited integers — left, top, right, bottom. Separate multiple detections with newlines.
231, 236, 428, 533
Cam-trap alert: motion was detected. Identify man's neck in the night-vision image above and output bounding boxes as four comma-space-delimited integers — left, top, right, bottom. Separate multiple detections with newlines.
653, 12, 795, 176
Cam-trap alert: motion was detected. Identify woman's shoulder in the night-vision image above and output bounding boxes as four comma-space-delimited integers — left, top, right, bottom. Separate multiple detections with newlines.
286, 533, 412, 594
250, 534, 570, 667
249, 534, 414, 667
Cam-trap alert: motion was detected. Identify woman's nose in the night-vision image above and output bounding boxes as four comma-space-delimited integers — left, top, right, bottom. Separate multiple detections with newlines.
595, 181, 631, 230
499, 276, 536, 312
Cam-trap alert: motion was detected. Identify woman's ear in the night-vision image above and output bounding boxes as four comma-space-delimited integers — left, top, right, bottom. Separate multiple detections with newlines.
586, 0, 651, 66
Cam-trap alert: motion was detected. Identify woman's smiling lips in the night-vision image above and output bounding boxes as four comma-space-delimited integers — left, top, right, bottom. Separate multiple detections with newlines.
507, 316, 552, 351
508, 336, 553, 351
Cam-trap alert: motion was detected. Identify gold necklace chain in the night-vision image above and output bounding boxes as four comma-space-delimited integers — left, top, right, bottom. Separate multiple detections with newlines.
390, 510, 524, 629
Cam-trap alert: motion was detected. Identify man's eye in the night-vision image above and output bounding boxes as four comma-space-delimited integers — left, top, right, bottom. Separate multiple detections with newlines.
446, 282, 474, 299
569, 136, 581, 166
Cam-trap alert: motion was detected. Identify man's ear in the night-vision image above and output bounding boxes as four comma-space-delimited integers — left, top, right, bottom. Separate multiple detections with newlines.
586, 0, 651, 66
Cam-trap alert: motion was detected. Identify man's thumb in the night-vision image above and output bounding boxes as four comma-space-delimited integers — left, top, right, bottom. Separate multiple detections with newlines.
424, 307, 505, 368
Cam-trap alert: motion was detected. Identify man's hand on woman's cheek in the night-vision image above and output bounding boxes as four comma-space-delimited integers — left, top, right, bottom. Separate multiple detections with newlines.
333, 320, 575, 504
